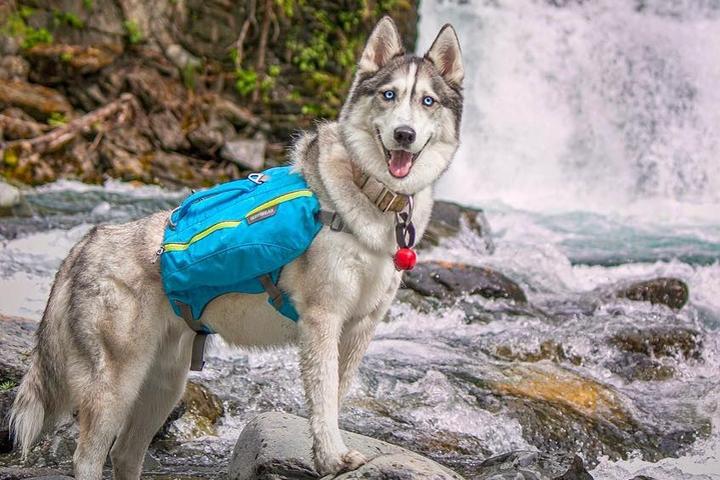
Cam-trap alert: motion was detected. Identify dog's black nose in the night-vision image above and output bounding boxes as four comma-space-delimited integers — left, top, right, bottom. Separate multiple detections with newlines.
394, 126, 416, 146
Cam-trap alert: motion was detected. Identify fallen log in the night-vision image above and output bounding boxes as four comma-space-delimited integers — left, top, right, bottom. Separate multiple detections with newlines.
0, 93, 138, 157
0, 113, 52, 139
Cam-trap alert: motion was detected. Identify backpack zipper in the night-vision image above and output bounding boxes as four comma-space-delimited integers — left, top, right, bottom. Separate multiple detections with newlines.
157, 189, 313, 257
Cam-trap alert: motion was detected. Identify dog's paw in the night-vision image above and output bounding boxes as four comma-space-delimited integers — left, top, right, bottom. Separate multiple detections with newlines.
315, 449, 368, 475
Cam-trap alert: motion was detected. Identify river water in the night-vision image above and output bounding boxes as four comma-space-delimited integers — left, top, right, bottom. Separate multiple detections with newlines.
1, 1, 720, 478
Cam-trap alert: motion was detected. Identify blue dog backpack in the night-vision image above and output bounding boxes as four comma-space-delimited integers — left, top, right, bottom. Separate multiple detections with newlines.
158, 166, 324, 369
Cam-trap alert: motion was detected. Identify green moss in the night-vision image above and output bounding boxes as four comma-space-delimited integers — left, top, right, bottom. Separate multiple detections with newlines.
83, 0, 95, 11
123, 20, 143, 44
2, 9, 54, 49
21, 27, 53, 48
53, 10, 85, 29
48, 112, 68, 127
182, 62, 199, 90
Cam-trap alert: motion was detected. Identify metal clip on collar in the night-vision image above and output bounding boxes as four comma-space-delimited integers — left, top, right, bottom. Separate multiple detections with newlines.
395, 196, 416, 248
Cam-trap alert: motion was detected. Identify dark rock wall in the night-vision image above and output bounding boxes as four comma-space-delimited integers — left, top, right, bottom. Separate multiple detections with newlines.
0, 0, 418, 186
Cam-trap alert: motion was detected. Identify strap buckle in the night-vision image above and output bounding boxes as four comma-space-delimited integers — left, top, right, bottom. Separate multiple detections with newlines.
377, 187, 399, 213
329, 212, 345, 231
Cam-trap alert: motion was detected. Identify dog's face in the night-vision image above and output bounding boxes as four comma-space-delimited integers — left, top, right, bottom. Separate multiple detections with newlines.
339, 17, 464, 194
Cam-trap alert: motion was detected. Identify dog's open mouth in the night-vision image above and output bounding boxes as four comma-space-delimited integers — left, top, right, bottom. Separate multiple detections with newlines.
376, 129, 424, 179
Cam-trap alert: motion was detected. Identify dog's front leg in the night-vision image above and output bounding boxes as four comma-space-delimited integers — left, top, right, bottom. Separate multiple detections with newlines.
298, 307, 368, 475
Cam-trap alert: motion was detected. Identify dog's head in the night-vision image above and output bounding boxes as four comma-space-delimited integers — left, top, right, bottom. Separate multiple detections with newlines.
339, 17, 464, 194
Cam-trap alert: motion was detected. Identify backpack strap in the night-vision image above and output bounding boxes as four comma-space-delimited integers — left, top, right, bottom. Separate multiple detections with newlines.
176, 301, 209, 371
258, 274, 285, 309
317, 210, 351, 233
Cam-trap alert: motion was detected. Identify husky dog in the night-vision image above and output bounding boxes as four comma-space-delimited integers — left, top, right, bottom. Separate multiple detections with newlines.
10, 16, 463, 479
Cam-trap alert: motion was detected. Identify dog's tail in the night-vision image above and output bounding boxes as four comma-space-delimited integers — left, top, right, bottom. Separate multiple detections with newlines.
9, 358, 49, 457
9, 298, 70, 458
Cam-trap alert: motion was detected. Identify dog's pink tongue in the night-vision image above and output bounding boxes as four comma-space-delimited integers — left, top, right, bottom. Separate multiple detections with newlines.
389, 150, 413, 178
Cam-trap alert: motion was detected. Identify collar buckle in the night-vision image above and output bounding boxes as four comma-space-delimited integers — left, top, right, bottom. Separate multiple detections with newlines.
377, 188, 399, 213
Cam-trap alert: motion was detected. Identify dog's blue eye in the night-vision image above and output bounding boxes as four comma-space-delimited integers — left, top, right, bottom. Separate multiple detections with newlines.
422, 96, 435, 107
383, 90, 395, 101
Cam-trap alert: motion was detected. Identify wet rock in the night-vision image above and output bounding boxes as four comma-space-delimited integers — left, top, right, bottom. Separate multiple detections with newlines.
420, 201, 495, 251
99, 128, 154, 181
0, 181, 22, 211
615, 278, 689, 310
125, 67, 186, 112
0, 80, 73, 119
187, 124, 226, 156
0, 314, 35, 382
24, 44, 123, 79
25, 476, 74, 479
460, 362, 708, 467
476, 450, 593, 479
155, 381, 224, 443
606, 352, 675, 382
492, 340, 582, 366
0, 388, 17, 454
609, 327, 702, 360
0, 470, 73, 480
0, 314, 35, 456
403, 261, 527, 304
149, 110, 189, 151
229, 412, 464, 480
220, 138, 266, 171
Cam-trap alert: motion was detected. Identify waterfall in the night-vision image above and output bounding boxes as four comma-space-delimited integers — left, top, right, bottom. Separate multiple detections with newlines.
417, 0, 720, 219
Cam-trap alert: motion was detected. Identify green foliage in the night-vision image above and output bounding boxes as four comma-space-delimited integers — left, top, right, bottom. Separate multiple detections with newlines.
0, 379, 17, 392
182, 62, 199, 90
276, 0, 294, 18
2, 8, 54, 49
234, 68, 257, 97
21, 27, 53, 49
123, 20, 143, 44
53, 10, 85, 29
48, 112, 68, 127
83, 0, 95, 11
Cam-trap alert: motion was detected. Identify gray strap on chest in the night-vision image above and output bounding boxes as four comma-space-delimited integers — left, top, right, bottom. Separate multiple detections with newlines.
318, 210, 351, 233
176, 301, 208, 371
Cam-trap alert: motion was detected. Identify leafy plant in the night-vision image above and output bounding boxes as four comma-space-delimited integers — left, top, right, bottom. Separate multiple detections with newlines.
48, 112, 68, 127
123, 20, 143, 44
21, 27, 53, 49
2, 8, 54, 49
53, 10, 85, 29
0, 379, 17, 392
234, 68, 258, 97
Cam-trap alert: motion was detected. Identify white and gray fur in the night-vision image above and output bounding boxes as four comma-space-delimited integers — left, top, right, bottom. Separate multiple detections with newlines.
9, 16, 463, 479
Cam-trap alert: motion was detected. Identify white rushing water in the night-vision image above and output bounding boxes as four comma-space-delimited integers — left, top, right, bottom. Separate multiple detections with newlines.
418, 0, 720, 223
417, 1, 720, 478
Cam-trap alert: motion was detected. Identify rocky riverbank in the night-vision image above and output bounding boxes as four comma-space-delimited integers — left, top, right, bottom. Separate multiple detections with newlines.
0, 197, 708, 479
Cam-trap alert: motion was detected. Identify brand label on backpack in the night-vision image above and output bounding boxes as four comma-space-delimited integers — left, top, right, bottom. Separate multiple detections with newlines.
247, 206, 278, 224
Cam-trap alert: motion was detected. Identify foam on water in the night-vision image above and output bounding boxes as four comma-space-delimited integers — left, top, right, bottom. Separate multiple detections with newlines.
418, 0, 720, 222
417, 1, 720, 477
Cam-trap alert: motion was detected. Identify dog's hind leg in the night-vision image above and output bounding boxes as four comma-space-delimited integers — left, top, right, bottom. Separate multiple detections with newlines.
73, 354, 155, 480
109, 329, 193, 480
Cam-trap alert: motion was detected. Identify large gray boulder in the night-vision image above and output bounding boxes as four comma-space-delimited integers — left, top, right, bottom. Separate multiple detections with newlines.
229, 412, 464, 480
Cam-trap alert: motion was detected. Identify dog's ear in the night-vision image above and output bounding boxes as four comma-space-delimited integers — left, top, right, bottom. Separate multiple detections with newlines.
425, 24, 464, 87
359, 16, 404, 73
